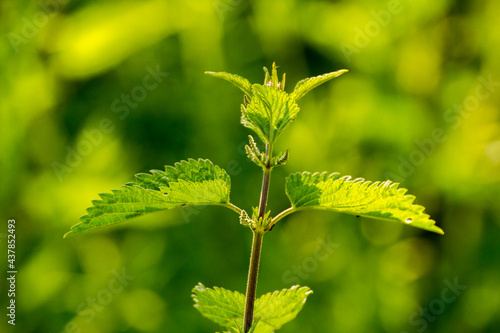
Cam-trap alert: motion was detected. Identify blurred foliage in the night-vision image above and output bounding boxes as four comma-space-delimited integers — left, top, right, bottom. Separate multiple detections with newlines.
1, 0, 499, 332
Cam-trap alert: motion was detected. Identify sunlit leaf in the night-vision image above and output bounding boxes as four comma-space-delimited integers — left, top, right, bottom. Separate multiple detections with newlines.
65, 159, 232, 237
192, 283, 245, 333
241, 84, 300, 144
291, 69, 348, 100
253, 285, 312, 333
192, 284, 312, 333
205, 71, 253, 97
286, 172, 444, 234
206, 64, 347, 146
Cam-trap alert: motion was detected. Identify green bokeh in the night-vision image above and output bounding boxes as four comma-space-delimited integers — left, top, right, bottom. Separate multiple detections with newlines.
1, 0, 499, 332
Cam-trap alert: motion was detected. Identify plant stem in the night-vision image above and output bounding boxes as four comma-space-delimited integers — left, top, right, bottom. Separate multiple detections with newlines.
242, 230, 264, 332
257, 169, 271, 218
243, 143, 272, 332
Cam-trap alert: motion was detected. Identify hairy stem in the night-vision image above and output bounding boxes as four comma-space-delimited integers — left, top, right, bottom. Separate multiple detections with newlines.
268, 206, 296, 229
243, 143, 272, 332
242, 230, 264, 332
257, 169, 271, 218
226, 202, 244, 215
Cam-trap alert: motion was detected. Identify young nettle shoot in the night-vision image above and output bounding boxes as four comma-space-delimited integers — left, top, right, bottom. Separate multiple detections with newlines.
66, 63, 443, 333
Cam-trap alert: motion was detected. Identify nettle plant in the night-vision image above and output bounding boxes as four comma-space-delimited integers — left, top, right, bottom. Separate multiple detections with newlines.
65, 63, 444, 333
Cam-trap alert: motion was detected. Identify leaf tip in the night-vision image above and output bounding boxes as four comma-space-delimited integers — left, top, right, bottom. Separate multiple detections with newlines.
435, 226, 445, 235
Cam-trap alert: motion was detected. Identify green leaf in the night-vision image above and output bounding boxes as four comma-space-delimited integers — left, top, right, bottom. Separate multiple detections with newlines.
206, 64, 347, 146
192, 284, 312, 333
65, 159, 232, 237
241, 84, 300, 144
290, 69, 348, 100
205, 71, 253, 97
245, 135, 266, 168
247, 318, 261, 333
271, 149, 289, 168
192, 283, 245, 333
285, 172, 444, 234
253, 286, 312, 333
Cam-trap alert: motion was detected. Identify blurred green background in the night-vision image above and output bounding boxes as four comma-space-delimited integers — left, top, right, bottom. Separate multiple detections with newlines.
1, 0, 499, 332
